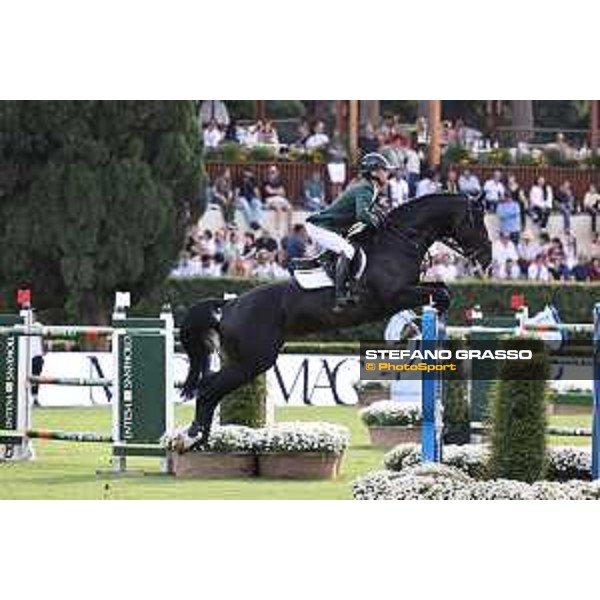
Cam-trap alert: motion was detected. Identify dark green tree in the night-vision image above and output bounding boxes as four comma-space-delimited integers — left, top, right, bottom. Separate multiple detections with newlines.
0, 101, 203, 322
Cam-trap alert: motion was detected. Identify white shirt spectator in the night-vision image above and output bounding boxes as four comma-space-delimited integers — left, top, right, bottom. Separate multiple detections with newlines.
529, 184, 553, 209
203, 126, 223, 149
483, 179, 505, 203
517, 239, 542, 263
416, 177, 439, 198
498, 261, 521, 280
252, 261, 289, 279
492, 238, 518, 264
527, 261, 551, 281
458, 173, 481, 195
389, 176, 410, 206
305, 132, 330, 150
404, 149, 420, 176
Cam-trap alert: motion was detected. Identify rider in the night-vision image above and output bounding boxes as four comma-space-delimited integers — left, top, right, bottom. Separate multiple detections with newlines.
305, 152, 395, 311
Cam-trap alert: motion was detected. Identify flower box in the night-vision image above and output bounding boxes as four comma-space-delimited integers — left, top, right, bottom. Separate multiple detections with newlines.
257, 452, 343, 480
359, 401, 422, 448
367, 425, 421, 448
253, 422, 350, 480
172, 451, 257, 478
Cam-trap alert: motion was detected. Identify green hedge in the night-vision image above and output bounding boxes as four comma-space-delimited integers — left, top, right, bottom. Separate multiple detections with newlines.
134, 277, 600, 341
489, 338, 549, 483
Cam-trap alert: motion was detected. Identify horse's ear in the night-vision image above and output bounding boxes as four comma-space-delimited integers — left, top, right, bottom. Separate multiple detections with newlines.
472, 192, 485, 209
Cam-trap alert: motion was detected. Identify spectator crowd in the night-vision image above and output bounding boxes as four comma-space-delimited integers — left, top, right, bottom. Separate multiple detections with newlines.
179, 113, 600, 284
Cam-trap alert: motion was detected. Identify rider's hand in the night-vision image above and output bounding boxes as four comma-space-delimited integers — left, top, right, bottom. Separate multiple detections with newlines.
370, 207, 386, 228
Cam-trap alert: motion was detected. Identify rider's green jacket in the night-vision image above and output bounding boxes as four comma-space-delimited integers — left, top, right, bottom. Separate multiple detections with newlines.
306, 179, 379, 234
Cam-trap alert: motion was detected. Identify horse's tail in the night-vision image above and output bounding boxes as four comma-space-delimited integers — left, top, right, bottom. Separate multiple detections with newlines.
179, 298, 227, 399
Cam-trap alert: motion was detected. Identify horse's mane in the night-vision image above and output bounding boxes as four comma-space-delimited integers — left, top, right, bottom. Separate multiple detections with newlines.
386, 192, 468, 228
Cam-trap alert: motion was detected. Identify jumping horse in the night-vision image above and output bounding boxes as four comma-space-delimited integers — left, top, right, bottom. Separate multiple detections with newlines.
178, 193, 492, 448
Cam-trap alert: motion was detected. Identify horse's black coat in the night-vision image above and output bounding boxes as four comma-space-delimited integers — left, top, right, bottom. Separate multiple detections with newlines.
180, 193, 492, 443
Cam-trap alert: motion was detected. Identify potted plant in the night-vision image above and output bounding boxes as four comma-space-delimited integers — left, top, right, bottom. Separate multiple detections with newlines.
353, 380, 389, 406
359, 400, 422, 448
254, 422, 350, 480
163, 425, 258, 478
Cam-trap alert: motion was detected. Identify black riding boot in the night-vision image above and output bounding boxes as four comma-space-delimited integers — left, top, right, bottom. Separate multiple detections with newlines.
333, 253, 353, 312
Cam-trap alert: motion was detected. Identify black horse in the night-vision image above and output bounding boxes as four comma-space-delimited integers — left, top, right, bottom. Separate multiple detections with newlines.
179, 193, 492, 447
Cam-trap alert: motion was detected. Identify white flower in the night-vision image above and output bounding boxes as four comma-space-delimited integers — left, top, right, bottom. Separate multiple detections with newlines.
254, 422, 350, 454
359, 401, 422, 427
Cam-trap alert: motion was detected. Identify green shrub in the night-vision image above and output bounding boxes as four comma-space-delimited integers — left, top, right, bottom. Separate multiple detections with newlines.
247, 145, 278, 162
443, 340, 470, 444
488, 338, 549, 483
220, 373, 267, 428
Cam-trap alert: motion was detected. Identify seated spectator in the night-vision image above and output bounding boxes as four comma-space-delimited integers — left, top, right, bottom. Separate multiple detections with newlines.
305, 121, 330, 150
492, 232, 518, 265
498, 258, 521, 280
527, 254, 551, 282
496, 194, 522, 245
506, 174, 527, 230
404, 145, 421, 197
388, 168, 410, 207
458, 169, 481, 197
589, 257, 600, 281
584, 183, 600, 233
203, 119, 223, 149
254, 228, 279, 257
282, 224, 309, 270
242, 231, 257, 258
229, 256, 252, 277
258, 120, 279, 147
222, 229, 244, 271
198, 229, 216, 256
425, 253, 458, 281
563, 231, 578, 269
571, 256, 592, 282
517, 231, 541, 276
292, 121, 311, 149
444, 168, 460, 194
359, 122, 379, 154
198, 254, 222, 277
252, 249, 289, 279
262, 165, 292, 235
327, 133, 348, 198
235, 169, 263, 230
213, 229, 226, 255
555, 180, 574, 233
224, 119, 241, 143
529, 176, 553, 231
211, 168, 235, 225
171, 251, 199, 278
303, 170, 326, 212
482, 170, 505, 213
416, 169, 441, 197
547, 237, 566, 264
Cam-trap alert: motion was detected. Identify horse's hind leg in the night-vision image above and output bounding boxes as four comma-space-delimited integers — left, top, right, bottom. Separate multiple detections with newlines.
189, 362, 263, 445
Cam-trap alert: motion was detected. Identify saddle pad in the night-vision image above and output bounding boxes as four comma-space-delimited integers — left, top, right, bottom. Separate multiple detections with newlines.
293, 268, 334, 289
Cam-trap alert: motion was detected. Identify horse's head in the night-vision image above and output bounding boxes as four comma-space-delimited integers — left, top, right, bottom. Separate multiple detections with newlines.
448, 195, 492, 271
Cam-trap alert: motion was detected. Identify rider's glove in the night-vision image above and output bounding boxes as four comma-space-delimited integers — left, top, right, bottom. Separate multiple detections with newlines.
369, 206, 386, 228
347, 221, 368, 238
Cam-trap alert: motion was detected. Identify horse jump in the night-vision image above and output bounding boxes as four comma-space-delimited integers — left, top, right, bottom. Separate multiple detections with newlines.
421, 304, 600, 480
0, 292, 175, 473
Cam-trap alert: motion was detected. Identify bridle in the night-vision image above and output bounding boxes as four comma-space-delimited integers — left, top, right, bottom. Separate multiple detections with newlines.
440, 196, 485, 264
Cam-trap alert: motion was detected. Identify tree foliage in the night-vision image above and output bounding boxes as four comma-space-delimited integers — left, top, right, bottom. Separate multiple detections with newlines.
0, 101, 203, 322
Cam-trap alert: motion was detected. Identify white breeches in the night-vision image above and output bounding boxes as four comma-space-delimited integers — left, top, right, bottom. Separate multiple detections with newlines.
306, 222, 355, 260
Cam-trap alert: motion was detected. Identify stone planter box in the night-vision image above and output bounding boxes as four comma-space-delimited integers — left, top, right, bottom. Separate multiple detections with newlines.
172, 452, 257, 478
257, 452, 343, 480
547, 403, 592, 416
357, 389, 389, 406
367, 425, 421, 448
